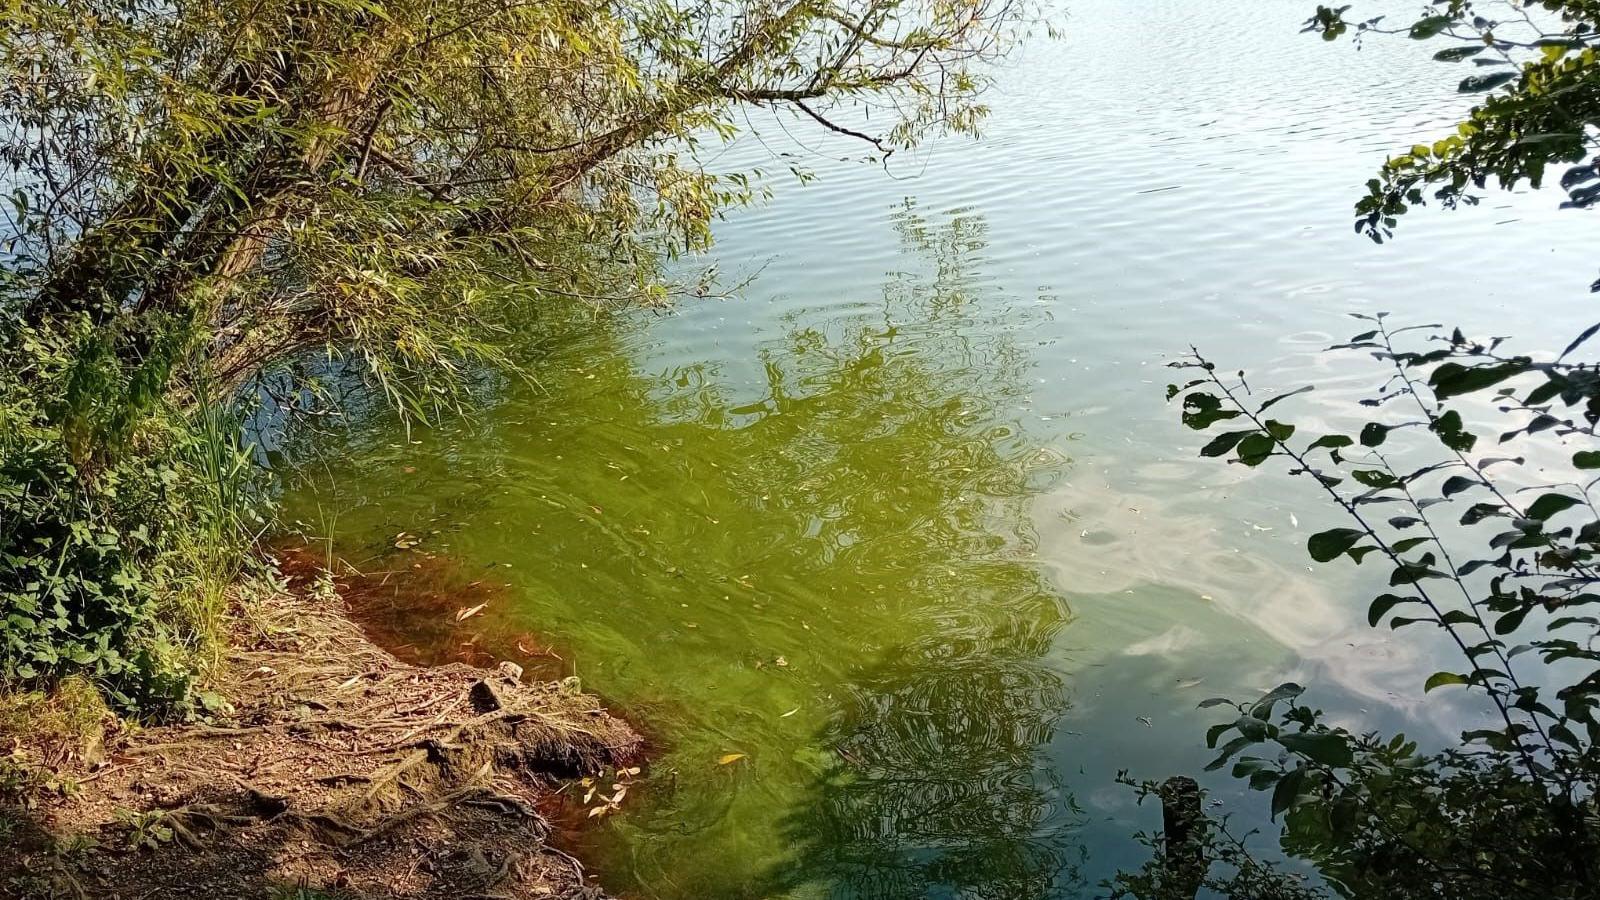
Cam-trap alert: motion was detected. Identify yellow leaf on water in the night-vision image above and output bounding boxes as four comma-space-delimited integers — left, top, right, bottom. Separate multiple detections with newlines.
779, 707, 800, 718
717, 753, 746, 765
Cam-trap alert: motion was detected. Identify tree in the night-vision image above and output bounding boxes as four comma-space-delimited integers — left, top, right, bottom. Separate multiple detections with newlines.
4, 0, 1031, 421
0, 0, 1034, 707
1303, 0, 1600, 243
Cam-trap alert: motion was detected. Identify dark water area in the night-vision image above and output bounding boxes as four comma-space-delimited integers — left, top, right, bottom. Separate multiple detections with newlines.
279, 1, 1600, 897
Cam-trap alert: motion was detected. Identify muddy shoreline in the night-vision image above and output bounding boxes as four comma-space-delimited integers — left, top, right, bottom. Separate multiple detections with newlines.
0, 560, 646, 900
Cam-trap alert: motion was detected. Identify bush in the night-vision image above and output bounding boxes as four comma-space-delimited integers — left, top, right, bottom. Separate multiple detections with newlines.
1, 323, 263, 714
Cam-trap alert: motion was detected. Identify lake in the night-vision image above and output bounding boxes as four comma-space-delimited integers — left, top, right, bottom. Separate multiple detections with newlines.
278, 1, 1600, 896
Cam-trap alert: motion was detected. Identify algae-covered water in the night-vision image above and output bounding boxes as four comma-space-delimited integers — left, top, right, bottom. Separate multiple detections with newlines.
280, 1, 1600, 896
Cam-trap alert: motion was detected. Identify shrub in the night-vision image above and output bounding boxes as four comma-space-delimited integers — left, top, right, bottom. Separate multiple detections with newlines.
1, 324, 263, 714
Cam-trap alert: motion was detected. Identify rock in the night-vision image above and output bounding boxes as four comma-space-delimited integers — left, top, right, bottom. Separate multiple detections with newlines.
470, 678, 508, 712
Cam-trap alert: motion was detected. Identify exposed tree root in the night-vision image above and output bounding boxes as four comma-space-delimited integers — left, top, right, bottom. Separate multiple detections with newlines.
0, 575, 643, 899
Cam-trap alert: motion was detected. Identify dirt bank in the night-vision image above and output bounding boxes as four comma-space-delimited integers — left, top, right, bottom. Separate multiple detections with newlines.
0, 568, 644, 900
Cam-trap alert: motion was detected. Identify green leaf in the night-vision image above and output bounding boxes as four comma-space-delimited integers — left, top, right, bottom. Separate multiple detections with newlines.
1206, 735, 1255, 771
1258, 385, 1313, 412
1424, 671, 1470, 692
1237, 433, 1275, 466
1200, 430, 1253, 457
1270, 766, 1306, 819
1430, 409, 1476, 452
1278, 731, 1353, 767
1251, 682, 1305, 716
1458, 72, 1517, 93
1409, 15, 1452, 39
1368, 594, 1416, 627
1429, 361, 1528, 398
1182, 392, 1242, 430
1441, 475, 1478, 496
1205, 721, 1235, 748
1574, 451, 1600, 470
1433, 45, 1484, 62
1526, 493, 1580, 521
1308, 528, 1364, 563
1360, 422, 1389, 447
1390, 561, 1445, 585
1307, 434, 1353, 453
1495, 606, 1532, 635
1351, 469, 1397, 489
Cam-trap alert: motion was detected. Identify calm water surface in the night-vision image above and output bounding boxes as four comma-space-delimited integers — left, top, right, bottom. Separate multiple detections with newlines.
282, 1, 1600, 896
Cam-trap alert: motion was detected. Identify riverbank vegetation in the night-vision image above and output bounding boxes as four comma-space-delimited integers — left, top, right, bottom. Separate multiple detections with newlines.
0, 0, 1031, 714
1, 0, 1032, 891
9, 0, 1600, 897
1119, 3, 1600, 897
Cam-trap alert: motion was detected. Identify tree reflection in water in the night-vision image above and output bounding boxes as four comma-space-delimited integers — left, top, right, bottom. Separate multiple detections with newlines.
282, 202, 1084, 898
748, 205, 1082, 899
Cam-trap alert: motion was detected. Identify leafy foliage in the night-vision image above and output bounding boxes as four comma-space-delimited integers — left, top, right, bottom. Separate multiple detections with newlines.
0, 0, 1034, 710
1124, 317, 1600, 898
1, 322, 264, 713
1304, 1, 1600, 243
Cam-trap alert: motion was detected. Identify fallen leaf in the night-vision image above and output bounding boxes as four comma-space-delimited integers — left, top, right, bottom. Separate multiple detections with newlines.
455, 603, 487, 622
717, 753, 746, 765
779, 707, 800, 718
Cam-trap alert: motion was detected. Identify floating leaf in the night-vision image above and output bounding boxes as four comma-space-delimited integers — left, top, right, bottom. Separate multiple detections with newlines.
718, 753, 747, 765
